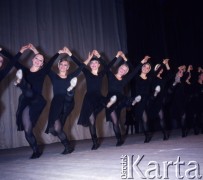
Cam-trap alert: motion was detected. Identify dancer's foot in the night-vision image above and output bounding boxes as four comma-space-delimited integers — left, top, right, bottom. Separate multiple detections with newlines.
30, 151, 42, 159
67, 77, 77, 92
154, 85, 161, 97
106, 95, 117, 108
62, 146, 74, 154
132, 95, 141, 106
14, 69, 23, 86
91, 142, 100, 150
116, 139, 124, 146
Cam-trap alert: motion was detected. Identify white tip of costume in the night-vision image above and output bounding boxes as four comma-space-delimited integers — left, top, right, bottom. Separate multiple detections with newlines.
14, 69, 23, 86
154, 85, 161, 97
154, 64, 161, 71
67, 77, 77, 92
16, 69, 23, 79
132, 95, 141, 106
106, 95, 117, 108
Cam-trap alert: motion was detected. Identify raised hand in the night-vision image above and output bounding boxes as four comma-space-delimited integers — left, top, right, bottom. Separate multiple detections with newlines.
187, 65, 193, 72
120, 52, 127, 61
28, 43, 39, 54
20, 44, 30, 53
116, 51, 123, 58
163, 58, 169, 64
141, 55, 150, 64
84, 51, 94, 65
63, 47, 72, 56
92, 50, 100, 58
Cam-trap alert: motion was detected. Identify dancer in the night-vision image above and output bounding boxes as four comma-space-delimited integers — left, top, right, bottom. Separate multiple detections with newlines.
76, 50, 106, 150
14, 44, 62, 159
131, 56, 152, 143
167, 65, 190, 137
146, 59, 171, 140
45, 47, 86, 154
188, 67, 203, 134
104, 51, 147, 146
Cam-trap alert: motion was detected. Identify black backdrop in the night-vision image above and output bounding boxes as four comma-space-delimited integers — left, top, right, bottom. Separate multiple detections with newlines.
124, 0, 203, 68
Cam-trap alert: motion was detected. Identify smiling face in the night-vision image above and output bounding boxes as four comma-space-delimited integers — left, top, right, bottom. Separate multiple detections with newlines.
141, 63, 151, 74
117, 64, 129, 77
0, 56, 3, 68
58, 59, 70, 73
32, 54, 44, 68
90, 60, 100, 71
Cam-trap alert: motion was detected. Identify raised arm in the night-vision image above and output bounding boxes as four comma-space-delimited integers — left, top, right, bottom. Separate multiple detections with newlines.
63, 46, 82, 66
123, 55, 149, 85
43, 46, 65, 73
163, 58, 170, 70
14, 44, 31, 70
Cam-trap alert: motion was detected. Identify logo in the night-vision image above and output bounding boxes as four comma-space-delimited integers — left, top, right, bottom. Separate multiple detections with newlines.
120, 155, 202, 179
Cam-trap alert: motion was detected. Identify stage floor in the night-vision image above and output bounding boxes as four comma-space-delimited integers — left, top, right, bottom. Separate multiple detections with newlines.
0, 129, 203, 180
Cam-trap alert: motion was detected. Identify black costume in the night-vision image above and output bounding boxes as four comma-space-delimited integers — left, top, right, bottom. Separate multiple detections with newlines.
188, 75, 203, 134
105, 57, 141, 145
73, 55, 106, 150
146, 65, 172, 140
167, 71, 190, 137
132, 68, 153, 143
14, 52, 59, 158
45, 59, 84, 154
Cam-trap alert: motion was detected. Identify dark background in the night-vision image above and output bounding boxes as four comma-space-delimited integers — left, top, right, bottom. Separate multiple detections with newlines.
124, 0, 203, 68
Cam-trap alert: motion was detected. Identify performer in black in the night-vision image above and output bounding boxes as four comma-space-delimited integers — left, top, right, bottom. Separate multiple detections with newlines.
45, 47, 86, 154
188, 67, 203, 135
167, 65, 190, 137
131, 56, 152, 143
77, 50, 106, 150
146, 59, 171, 140
14, 44, 62, 159
104, 51, 147, 146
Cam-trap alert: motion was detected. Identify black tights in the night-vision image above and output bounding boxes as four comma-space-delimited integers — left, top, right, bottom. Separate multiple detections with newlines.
22, 107, 38, 153
142, 111, 149, 135
110, 111, 121, 140
49, 120, 67, 142
158, 109, 167, 131
89, 113, 97, 139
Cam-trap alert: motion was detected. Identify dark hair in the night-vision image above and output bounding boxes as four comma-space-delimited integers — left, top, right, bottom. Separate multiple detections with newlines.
90, 57, 100, 63
58, 58, 69, 63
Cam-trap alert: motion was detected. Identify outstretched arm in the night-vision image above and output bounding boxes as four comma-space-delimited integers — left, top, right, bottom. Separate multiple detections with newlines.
63, 46, 82, 66
43, 47, 65, 73
14, 44, 31, 70
163, 58, 170, 70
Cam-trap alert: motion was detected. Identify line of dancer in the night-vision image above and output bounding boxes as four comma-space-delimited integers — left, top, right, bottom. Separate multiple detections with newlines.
0, 44, 203, 159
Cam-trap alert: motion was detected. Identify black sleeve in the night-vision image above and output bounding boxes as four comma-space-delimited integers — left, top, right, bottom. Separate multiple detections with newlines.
14, 52, 28, 71
107, 57, 118, 69
69, 64, 85, 78
99, 57, 108, 76
43, 53, 60, 73
70, 55, 82, 66
123, 63, 142, 86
